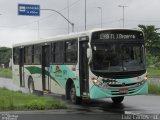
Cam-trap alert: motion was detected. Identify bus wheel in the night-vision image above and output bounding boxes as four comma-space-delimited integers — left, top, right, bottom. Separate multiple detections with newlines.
111, 96, 124, 104
28, 78, 35, 94
69, 84, 81, 104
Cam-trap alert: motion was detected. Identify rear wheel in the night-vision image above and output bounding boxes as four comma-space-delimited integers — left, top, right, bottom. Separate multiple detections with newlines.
69, 84, 82, 104
111, 96, 124, 104
28, 77, 35, 94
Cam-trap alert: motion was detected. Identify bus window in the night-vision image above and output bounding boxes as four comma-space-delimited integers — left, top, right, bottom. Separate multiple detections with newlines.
34, 45, 41, 64
55, 41, 64, 64
13, 47, 19, 65
24, 46, 32, 64
51, 43, 55, 63
65, 39, 77, 64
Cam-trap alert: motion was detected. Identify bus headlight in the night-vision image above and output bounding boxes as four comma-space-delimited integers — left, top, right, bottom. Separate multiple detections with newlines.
92, 77, 103, 87
144, 75, 148, 80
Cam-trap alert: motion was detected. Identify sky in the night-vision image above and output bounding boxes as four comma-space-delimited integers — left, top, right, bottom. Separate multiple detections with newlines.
0, 0, 160, 47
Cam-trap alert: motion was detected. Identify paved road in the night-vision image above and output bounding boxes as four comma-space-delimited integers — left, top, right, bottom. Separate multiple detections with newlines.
0, 78, 28, 93
0, 95, 160, 120
0, 78, 160, 120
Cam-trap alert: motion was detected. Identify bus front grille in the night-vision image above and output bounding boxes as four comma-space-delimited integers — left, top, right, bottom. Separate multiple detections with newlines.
107, 83, 137, 87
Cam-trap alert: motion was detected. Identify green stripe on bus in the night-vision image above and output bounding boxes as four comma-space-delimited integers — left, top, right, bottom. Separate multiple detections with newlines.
25, 66, 42, 74
25, 66, 62, 87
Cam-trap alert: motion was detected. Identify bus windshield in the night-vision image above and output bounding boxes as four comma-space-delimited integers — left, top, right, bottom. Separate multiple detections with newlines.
91, 43, 145, 73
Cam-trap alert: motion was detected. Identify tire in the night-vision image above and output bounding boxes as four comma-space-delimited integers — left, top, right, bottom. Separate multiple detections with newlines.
28, 77, 35, 94
69, 84, 82, 104
111, 96, 124, 104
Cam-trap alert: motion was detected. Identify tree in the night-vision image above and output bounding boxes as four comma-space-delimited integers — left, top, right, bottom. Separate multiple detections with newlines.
0, 47, 12, 68
138, 25, 160, 67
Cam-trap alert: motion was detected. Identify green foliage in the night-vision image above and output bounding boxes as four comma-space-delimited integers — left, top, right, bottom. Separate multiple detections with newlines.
146, 53, 160, 67
0, 47, 12, 67
138, 25, 160, 67
148, 83, 160, 95
24, 99, 65, 110
138, 25, 160, 47
147, 67, 160, 77
24, 100, 46, 110
0, 87, 66, 111
0, 68, 12, 78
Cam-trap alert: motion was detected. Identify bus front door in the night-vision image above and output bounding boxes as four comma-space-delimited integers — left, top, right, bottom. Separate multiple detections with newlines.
79, 39, 89, 96
19, 48, 25, 87
42, 45, 50, 92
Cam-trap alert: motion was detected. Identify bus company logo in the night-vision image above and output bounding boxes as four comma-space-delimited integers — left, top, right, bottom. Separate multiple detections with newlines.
54, 65, 63, 78
104, 79, 126, 86
54, 66, 62, 73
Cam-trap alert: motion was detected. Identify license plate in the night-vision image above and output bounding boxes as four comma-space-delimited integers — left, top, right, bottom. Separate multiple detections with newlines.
119, 89, 128, 94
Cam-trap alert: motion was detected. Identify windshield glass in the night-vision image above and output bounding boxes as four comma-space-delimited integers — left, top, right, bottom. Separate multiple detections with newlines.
91, 43, 145, 72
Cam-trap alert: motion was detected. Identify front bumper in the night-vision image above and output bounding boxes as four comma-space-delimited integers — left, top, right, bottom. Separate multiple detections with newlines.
89, 81, 148, 99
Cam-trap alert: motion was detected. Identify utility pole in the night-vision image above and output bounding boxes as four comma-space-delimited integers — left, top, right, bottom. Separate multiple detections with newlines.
67, 0, 70, 33
97, 7, 102, 28
36, 21, 40, 40
85, 0, 86, 30
118, 5, 128, 28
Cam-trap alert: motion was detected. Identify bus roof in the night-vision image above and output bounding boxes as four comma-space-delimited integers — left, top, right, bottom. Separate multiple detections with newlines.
13, 28, 142, 47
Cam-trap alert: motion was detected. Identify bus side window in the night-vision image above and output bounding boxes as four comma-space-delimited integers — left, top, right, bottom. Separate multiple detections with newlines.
54, 41, 64, 64
24, 46, 32, 65
34, 45, 41, 64
65, 39, 77, 64
51, 43, 55, 63
13, 47, 19, 65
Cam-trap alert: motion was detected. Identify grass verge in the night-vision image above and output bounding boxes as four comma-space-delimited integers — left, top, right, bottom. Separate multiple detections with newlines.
0, 87, 66, 111
0, 68, 12, 78
147, 67, 160, 78
148, 83, 160, 95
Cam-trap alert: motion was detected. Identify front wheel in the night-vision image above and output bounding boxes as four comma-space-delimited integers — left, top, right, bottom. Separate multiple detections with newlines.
69, 84, 82, 104
111, 96, 124, 104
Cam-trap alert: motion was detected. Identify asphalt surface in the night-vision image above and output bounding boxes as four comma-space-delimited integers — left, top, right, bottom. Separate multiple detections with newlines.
0, 78, 160, 120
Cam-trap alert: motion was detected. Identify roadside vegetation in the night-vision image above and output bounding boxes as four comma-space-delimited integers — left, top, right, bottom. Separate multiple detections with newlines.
0, 68, 12, 78
147, 67, 160, 78
0, 47, 11, 68
147, 67, 160, 95
0, 87, 65, 111
148, 83, 160, 95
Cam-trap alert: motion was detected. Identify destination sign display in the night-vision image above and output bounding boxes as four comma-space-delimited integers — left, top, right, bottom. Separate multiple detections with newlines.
99, 33, 136, 40
92, 30, 144, 41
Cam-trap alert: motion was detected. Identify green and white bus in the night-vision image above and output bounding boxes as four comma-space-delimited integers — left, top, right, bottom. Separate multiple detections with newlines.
12, 28, 148, 104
